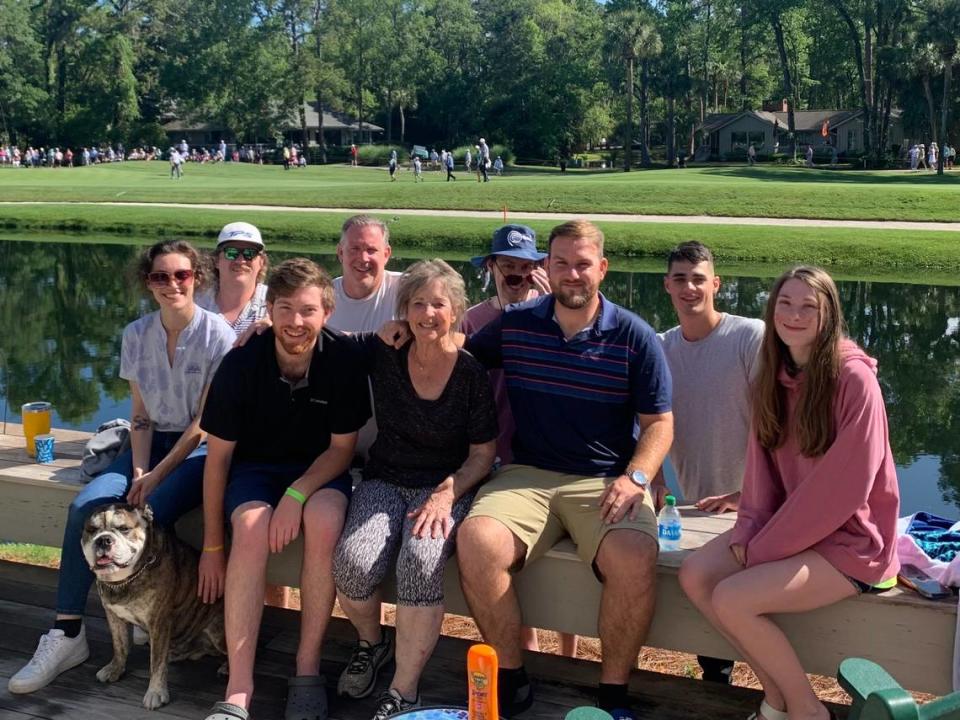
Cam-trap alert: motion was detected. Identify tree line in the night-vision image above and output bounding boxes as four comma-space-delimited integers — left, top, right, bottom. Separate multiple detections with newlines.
2, 0, 958, 168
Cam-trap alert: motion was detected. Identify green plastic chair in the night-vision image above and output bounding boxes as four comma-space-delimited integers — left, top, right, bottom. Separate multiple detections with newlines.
838, 658, 960, 720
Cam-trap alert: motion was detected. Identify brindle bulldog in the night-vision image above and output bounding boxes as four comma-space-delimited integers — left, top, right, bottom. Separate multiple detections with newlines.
81, 503, 226, 709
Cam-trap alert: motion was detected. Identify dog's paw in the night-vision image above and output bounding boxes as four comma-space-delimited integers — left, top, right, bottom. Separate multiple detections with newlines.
216, 660, 229, 677
96, 662, 125, 683
142, 685, 170, 710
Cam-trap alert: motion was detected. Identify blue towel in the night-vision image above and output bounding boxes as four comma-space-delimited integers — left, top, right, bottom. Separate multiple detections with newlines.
907, 512, 960, 563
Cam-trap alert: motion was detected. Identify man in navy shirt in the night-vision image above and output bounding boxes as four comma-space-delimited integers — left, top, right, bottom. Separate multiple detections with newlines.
198, 258, 370, 720
458, 220, 674, 717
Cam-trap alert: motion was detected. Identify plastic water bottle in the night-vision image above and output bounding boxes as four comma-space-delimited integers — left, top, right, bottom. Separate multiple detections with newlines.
658, 495, 682, 552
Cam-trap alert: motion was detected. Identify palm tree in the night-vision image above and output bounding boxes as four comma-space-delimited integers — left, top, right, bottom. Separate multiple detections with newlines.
606, 1, 661, 171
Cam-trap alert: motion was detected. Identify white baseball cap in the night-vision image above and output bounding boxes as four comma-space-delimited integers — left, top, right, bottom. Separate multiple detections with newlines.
216, 221, 264, 248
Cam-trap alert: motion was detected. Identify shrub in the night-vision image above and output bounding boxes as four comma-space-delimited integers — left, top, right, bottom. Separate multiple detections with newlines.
356, 144, 408, 166
490, 144, 514, 164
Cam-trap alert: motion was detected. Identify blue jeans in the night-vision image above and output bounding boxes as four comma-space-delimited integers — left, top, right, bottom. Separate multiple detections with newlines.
56, 431, 207, 615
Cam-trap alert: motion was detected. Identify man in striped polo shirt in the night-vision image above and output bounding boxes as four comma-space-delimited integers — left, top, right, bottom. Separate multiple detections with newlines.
457, 219, 674, 718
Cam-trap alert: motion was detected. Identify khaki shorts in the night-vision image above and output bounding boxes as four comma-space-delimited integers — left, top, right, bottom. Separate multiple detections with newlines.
467, 464, 658, 567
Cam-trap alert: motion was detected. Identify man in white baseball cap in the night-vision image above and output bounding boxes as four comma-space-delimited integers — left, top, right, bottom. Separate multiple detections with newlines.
216, 221, 264, 249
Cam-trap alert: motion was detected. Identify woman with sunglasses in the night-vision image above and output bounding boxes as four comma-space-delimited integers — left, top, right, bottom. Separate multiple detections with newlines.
9, 240, 236, 697
197, 222, 269, 340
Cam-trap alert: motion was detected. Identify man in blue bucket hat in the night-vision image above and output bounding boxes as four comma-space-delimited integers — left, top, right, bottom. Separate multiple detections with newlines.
468, 224, 549, 304
463, 223, 549, 468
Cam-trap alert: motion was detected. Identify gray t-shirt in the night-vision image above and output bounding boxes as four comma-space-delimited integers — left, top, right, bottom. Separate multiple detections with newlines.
327, 271, 402, 333
120, 308, 235, 432
658, 313, 764, 501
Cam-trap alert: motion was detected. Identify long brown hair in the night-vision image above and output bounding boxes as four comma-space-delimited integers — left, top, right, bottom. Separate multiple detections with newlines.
752, 266, 846, 457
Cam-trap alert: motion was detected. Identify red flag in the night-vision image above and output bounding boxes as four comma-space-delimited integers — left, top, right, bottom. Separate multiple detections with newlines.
821, 120, 830, 138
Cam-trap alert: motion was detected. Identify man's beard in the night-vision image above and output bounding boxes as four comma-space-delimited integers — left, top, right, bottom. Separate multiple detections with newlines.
555, 283, 595, 310
276, 327, 318, 355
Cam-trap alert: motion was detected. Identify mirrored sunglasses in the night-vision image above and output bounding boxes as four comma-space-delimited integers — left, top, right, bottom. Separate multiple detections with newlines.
222, 246, 261, 261
147, 269, 195, 286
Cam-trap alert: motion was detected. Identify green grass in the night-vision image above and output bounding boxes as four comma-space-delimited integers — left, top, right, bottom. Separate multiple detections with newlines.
0, 543, 60, 568
3, 202, 960, 280
3, 161, 960, 221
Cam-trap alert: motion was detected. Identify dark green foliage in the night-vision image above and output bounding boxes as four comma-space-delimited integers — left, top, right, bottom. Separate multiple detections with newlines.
3, 0, 960, 165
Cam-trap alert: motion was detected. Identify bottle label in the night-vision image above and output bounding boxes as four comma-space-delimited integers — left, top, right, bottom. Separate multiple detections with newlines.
659, 523, 681, 541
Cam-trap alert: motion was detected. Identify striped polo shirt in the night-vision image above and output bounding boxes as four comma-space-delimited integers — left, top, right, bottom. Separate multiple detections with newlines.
466, 294, 672, 476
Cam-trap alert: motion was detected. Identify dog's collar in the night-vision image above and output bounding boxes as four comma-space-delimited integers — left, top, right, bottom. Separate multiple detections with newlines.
96, 553, 160, 590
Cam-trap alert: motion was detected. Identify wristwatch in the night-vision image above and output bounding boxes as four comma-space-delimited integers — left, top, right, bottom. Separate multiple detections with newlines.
629, 470, 648, 489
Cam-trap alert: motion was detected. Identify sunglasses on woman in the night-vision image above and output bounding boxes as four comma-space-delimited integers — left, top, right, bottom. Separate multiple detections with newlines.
147, 269, 195, 286
221, 246, 261, 261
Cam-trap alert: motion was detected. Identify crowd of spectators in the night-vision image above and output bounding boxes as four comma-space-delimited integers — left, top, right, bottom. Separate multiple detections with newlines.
0, 144, 166, 168
0, 139, 273, 168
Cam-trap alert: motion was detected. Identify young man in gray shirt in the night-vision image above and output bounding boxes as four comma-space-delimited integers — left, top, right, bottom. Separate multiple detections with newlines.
655, 241, 764, 684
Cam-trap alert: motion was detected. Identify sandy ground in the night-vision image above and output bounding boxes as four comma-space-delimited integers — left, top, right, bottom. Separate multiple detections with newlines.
265, 588, 868, 706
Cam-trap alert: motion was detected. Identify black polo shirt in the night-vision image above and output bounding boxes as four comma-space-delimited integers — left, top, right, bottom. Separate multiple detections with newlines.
200, 328, 371, 464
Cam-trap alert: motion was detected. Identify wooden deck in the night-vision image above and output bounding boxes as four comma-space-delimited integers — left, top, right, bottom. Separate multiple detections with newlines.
0, 561, 778, 720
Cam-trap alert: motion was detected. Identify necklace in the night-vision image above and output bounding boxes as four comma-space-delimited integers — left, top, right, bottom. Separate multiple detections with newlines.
410, 342, 453, 372
411, 349, 429, 372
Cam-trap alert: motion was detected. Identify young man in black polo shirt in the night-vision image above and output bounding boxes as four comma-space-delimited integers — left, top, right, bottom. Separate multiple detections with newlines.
198, 258, 370, 720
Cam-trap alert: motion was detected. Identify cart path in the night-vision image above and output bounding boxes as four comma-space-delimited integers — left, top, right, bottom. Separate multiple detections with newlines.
3, 200, 959, 232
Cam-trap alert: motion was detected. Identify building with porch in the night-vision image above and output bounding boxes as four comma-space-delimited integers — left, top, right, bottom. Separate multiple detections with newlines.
162, 103, 383, 148
699, 107, 904, 158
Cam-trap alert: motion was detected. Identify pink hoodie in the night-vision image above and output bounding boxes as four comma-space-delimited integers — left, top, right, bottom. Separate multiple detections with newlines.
730, 341, 901, 585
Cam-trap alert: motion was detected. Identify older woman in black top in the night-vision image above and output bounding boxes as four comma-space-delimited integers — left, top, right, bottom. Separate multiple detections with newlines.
333, 259, 497, 720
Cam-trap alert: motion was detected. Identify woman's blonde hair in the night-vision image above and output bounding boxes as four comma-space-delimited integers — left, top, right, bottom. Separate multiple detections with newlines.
395, 259, 467, 331
752, 266, 846, 457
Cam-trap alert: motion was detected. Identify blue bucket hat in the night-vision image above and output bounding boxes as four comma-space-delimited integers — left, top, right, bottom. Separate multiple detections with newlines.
470, 224, 547, 267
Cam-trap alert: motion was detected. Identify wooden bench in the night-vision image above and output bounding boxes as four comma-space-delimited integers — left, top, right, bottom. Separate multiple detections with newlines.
0, 425, 955, 696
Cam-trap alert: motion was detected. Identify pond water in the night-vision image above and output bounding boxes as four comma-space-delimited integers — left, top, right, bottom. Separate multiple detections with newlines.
1, 238, 958, 518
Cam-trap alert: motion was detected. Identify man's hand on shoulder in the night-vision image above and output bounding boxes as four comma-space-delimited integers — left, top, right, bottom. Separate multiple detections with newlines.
599, 474, 647, 525
377, 320, 410, 348
234, 317, 272, 348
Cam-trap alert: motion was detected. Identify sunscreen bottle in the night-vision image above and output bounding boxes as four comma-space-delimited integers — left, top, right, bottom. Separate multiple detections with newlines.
467, 644, 499, 720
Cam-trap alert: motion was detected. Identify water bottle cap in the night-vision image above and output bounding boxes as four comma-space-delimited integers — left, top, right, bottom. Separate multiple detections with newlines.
665, 495, 677, 506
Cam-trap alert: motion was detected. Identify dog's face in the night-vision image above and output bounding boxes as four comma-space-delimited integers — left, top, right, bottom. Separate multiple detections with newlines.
82, 504, 152, 582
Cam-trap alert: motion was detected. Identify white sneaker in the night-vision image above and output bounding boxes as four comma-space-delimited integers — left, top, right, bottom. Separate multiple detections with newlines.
8, 627, 90, 693
132, 625, 149, 646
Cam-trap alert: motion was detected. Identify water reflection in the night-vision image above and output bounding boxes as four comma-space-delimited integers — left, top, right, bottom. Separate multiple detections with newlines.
1, 239, 958, 516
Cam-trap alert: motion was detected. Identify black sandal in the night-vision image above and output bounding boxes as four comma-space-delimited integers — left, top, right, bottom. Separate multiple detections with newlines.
286, 675, 329, 720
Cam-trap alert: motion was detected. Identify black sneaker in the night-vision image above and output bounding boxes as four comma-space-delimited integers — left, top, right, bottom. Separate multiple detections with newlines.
337, 630, 394, 699
371, 688, 420, 720
499, 678, 534, 717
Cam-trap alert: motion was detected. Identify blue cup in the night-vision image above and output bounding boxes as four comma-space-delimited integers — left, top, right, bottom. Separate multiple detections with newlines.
34, 434, 55, 464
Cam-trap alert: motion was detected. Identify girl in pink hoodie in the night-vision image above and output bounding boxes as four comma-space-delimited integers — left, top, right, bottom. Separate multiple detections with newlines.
679, 266, 900, 720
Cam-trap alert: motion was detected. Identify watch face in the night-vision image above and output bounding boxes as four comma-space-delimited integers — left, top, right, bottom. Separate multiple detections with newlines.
631, 470, 647, 488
